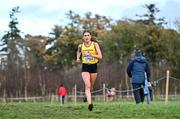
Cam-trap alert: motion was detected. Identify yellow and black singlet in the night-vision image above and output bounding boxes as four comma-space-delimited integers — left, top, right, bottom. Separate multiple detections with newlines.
81, 41, 98, 64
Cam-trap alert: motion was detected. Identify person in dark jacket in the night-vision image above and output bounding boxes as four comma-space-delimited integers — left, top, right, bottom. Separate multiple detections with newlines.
127, 49, 151, 104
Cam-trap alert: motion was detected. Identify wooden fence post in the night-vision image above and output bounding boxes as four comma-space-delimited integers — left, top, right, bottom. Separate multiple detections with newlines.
165, 70, 169, 104
74, 84, 77, 105
103, 83, 106, 102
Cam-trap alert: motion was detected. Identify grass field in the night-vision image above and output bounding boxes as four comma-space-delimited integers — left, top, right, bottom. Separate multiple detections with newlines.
0, 100, 180, 119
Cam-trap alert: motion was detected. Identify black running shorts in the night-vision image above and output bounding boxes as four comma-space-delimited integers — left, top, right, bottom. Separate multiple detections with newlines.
82, 63, 97, 73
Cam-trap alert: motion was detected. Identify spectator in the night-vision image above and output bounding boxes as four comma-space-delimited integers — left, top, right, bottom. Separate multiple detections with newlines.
58, 84, 67, 104
144, 78, 151, 104
107, 88, 116, 101
127, 49, 151, 104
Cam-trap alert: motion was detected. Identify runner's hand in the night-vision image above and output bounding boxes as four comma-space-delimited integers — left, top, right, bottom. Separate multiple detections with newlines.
76, 59, 81, 63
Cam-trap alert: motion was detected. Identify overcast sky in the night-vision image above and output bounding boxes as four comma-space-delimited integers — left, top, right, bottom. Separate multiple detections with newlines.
0, 0, 180, 37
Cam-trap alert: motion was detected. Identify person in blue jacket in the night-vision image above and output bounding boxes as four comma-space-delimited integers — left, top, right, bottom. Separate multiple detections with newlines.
127, 49, 151, 104
144, 78, 151, 104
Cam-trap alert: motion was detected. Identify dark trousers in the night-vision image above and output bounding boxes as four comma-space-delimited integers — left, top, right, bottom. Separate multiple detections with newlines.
59, 96, 65, 104
132, 83, 144, 104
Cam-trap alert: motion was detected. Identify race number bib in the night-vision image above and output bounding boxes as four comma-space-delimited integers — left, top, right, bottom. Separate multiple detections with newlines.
84, 55, 93, 62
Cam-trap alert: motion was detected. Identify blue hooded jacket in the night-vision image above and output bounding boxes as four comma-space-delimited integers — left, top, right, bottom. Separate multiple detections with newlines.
127, 56, 150, 84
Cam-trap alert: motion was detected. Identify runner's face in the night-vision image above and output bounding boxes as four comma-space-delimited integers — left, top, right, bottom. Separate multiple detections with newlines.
83, 32, 91, 43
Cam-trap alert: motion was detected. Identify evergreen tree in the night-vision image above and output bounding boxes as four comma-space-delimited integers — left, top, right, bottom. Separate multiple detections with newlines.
0, 6, 23, 63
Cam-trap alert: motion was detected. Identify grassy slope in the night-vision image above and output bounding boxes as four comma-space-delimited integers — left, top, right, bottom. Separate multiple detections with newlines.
0, 101, 180, 119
